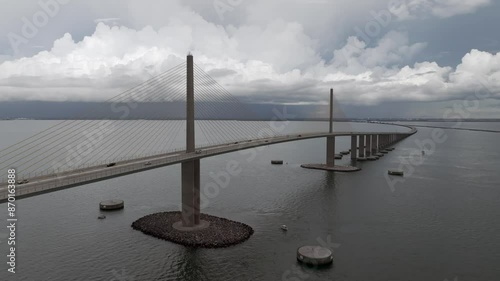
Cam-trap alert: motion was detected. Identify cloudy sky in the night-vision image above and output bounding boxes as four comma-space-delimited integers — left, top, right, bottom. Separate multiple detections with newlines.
0, 0, 499, 118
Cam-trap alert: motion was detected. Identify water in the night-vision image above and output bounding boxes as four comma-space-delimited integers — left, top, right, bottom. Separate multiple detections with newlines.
0, 121, 499, 281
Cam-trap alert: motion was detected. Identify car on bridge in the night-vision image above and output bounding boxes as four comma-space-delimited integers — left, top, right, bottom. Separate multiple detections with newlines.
106, 163, 116, 167
16, 179, 29, 185
144, 162, 152, 166
195, 150, 202, 154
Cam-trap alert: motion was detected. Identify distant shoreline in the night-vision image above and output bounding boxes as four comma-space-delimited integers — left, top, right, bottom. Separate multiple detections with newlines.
1, 118, 500, 122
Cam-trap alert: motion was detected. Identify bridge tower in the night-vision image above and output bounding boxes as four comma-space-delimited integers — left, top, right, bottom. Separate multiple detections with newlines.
177, 54, 205, 229
301, 88, 360, 172
326, 89, 335, 167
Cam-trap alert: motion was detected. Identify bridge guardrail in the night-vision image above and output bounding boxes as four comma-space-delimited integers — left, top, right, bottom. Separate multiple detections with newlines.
0, 124, 417, 201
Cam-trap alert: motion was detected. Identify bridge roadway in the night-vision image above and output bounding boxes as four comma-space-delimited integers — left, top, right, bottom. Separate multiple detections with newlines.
0, 126, 416, 203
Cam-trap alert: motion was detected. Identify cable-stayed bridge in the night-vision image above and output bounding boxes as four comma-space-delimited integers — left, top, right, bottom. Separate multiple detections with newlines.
0, 55, 416, 229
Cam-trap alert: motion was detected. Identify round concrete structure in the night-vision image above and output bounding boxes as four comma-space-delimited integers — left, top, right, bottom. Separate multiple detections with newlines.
388, 170, 404, 176
99, 200, 124, 210
297, 246, 333, 265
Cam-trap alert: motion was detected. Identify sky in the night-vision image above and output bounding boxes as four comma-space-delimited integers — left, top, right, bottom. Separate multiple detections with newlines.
0, 0, 499, 118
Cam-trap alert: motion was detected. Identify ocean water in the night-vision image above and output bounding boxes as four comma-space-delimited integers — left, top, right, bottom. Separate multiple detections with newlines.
0, 121, 499, 281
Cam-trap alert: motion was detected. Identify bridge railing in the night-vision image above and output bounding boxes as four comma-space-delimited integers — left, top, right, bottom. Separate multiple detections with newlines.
1, 127, 417, 200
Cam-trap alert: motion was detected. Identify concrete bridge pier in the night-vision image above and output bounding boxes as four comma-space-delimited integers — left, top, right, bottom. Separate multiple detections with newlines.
350, 135, 357, 160
181, 160, 201, 227
383, 135, 388, 149
366, 135, 372, 157
373, 135, 379, 154
326, 137, 335, 167
359, 135, 365, 158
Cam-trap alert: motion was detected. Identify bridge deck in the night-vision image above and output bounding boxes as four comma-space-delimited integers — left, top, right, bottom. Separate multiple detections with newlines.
0, 127, 416, 202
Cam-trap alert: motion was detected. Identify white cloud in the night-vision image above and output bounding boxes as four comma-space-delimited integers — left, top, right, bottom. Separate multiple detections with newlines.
0, 1, 498, 107
390, 0, 491, 20
94, 18, 121, 24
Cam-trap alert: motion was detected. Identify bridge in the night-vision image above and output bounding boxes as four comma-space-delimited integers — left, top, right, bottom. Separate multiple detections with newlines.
0, 55, 416, 230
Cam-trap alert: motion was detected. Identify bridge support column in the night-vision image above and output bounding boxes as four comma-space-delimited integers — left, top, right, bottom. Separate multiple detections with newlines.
326, 137, 335, 167
359, 135, 365, 157
351, 135, 357, 160
181, 160, 200, 227
366, 135, 372, 157
373, 135, 378, 154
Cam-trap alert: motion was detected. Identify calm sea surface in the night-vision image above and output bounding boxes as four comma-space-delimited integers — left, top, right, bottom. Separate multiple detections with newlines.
0, 121, 499, 281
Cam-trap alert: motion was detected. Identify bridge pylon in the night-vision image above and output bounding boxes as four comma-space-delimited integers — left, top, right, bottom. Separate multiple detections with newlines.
326, 88, 335, 166
301, 88, 361, 172
175, 54, 207, 230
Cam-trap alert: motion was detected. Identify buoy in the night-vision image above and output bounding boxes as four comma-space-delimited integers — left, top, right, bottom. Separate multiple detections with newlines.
297, 246, 333, 265
100, 200, 124, 211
